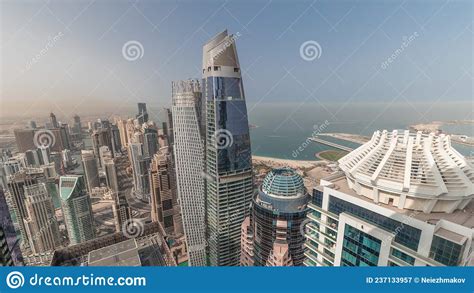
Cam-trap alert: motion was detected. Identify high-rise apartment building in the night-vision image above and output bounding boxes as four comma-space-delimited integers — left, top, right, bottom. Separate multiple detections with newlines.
60, 175, 96, 245
13, 129, 36, 153
144, 130, 159, 158
129, 143, 151, 202
73, 114, 82, 134
202, 30, 254, 266
150, 147, 183, 236
171, 79, 207, 266
6, 168, 46, 245
104, 156, 132, 233
304, 130, 474, 267
0, 188, 22, 266
49, 112, 59, 128
81, 150, 100, 194
91, 128, 113, 163
241, 168, 309, 267
116, 119, 129, 148
136, 103, 149, 125
23, 183, 60, 254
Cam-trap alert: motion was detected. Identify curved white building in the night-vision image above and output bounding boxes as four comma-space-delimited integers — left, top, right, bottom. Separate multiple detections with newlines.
171, 79, 207, 266
338, 130, 474, 213
304, 130, 474, 267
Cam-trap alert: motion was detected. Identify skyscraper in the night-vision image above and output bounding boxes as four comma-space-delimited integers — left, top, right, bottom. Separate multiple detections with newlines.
49, 112, 59, 128
73, 114, 82, 134
129, 143, 151, 202
111, 124, 122, 156
60, 175, 96, 245
171, 79, 207, 266
0, 188, 22, 266
6, 168, 46, 246
304, 130, 474, 267
23, 183, 61, 254
144, 130, 159, 158
13, 129, 36, 153
150, 147, 183, 236
104, 156, 132, 233
136, 103, 149, 125
91, 128, 113, 164
81, 150, 99, 194
202, 30, 254, 266
116, 119, 129, 148
240, 168, 309, 266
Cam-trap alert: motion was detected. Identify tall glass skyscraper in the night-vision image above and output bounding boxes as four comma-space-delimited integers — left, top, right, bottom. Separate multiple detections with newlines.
202, 30, 254, 266
171, 79, 207, 266
60, 175, 96, 245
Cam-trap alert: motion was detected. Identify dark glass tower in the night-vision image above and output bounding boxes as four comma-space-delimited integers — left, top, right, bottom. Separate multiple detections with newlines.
136, 103, 149, 125
202, 30, 254, 266
251, 168, 309, 266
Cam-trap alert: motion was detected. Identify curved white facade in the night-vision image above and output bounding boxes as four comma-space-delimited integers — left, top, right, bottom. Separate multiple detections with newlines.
171, 79, 207, 266
338, 130, 474, 213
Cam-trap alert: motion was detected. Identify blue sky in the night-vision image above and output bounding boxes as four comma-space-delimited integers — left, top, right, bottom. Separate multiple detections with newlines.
1, 0, 472, 115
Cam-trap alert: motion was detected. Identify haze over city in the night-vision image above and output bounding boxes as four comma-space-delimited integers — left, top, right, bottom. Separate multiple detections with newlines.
1, 0, 472, 117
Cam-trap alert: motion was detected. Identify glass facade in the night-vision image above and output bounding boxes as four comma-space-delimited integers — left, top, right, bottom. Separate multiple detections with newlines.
391, 248, 415, 265
429, 235, 464, 266
312, 189, 323, 208
253, 202, 307, 266
203, 36, 254, 266
215, 100, 252, 173
328, 196, 421, 251
341, 224, 381, 266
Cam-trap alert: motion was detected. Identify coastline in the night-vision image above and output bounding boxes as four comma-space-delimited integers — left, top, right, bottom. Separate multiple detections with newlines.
252, 155, 323, 169
319, 132, 369, 144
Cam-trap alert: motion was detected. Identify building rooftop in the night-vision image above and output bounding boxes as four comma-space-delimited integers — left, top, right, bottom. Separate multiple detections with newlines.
88, 239, 141, 266
256, 168, 309, 213
327, 173, 474, 229
338, 129, 474, 213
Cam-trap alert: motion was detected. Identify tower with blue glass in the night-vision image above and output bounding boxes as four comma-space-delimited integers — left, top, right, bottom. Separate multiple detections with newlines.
202, 30, 254, 266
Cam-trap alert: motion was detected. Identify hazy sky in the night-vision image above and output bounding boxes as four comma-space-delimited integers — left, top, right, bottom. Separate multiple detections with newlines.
0, 0, 472, 118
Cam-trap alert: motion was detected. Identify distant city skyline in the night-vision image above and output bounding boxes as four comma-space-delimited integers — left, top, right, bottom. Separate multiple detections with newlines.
1, 0, 472, 119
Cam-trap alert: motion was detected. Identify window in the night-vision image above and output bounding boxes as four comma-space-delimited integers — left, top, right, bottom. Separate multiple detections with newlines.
328, 196, 421, 251
341, 224, 381, 266
214, 66, 220, 71
391, 248, 415, 265
234, 68, 239, 72
429, 235, 464, 266
164, 215, 174, 228
313, 189, 323, 207
163, 199, 173, 210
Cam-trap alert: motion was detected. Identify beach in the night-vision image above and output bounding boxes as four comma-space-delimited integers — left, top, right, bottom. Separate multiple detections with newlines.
252, 155, 323, 169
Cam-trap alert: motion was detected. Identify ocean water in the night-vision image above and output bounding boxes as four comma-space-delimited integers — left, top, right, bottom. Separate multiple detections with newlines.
248, 102, 473, 159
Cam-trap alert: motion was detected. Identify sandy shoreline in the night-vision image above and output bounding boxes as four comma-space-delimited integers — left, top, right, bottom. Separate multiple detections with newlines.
252, 155, 323, 169
320, 132, 369, 144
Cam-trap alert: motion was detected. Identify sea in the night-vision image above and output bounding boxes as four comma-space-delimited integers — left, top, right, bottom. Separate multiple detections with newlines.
247, 102, 473, 160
